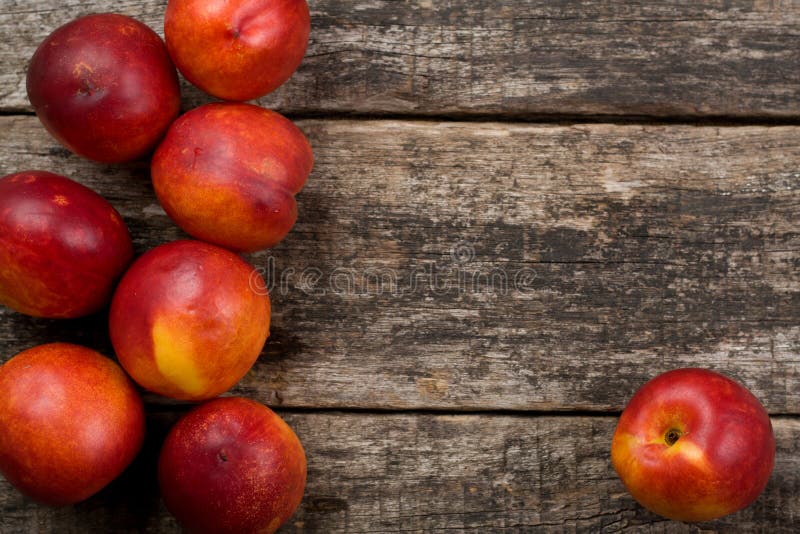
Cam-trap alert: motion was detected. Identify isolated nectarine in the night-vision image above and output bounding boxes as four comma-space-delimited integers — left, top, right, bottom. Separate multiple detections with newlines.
611, 368, 775, 522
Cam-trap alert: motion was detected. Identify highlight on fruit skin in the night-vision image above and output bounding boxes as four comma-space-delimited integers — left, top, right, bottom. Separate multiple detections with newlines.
26, 13, 181, 163
109, 239, 271, 401
610, 368, 775, 522
0, 170, 133, 318
158, 397, 307, 534
151, 102, 313, 252
164, 0, 311, 101
0, 343, 145, 506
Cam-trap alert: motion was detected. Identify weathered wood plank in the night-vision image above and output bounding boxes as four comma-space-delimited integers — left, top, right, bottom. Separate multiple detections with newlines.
0, 117, 798, 412
1, 1, 800, 117
1, 413, 798, 532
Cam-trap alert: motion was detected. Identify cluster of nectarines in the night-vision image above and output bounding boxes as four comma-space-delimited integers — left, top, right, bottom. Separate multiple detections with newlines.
0, 1, 779, 530
0, 1, 311, 533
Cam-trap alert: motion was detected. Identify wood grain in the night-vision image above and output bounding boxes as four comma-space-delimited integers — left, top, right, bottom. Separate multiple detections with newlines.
1, 116, 798, 413
2, 2, 798, 532
1, 1, 799, 117
1, 413, 798, 533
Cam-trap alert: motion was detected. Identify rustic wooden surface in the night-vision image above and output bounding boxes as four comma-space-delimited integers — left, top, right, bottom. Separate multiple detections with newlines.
1, 117, 798, 413
2, 1, 800, 117
1, 0, 799, 532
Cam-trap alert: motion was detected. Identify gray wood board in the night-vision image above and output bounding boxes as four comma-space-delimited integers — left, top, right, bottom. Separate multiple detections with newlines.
1, 1, 799, 117
1, 117, 798, 413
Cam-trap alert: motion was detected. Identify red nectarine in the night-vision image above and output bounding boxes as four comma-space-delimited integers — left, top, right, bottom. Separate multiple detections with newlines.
27, 13, 181, 163
611, 368, 775, 522
109, 240, 270, 400
151, 103, 312, 252
159, 397, 306, 534
164, 0, 310, 101
0, 343, 145, 506
0, 171, 133, 318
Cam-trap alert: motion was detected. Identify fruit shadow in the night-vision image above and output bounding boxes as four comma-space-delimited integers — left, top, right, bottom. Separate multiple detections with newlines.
66, 410, 183, 531
0, 307, 113, 360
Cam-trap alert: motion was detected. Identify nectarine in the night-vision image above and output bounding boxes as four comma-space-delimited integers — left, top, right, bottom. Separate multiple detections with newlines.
611, 368, 775, 522
0, 343, 145, 506
27, 13, 181, 162
151, 103, 312, 252
0, 171, 133, 318
159, 397, 306, 534
164, 0, 310, 101
109, 240, 270, 400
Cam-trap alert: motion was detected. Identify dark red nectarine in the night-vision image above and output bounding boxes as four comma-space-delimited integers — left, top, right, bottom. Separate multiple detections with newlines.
27, 13, 181, 162
159, 397, 306, 534
0, 171, 133, 318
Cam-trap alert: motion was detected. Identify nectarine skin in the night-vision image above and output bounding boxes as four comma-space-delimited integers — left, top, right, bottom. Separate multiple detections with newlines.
159, 397, 307, 534
0, 343, 145, 506
27, 13, 181, 163
611, 368, 775, 522
109, 240, 270, 400
164, 0, 310, 101
151, 103, 312, 252
0, 171, 133, 318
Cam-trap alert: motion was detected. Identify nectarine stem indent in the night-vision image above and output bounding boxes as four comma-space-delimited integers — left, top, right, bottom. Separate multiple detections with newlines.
664, 428, 682, 446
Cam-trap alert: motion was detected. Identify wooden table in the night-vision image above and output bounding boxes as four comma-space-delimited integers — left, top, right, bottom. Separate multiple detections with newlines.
1, 1, 799, 532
